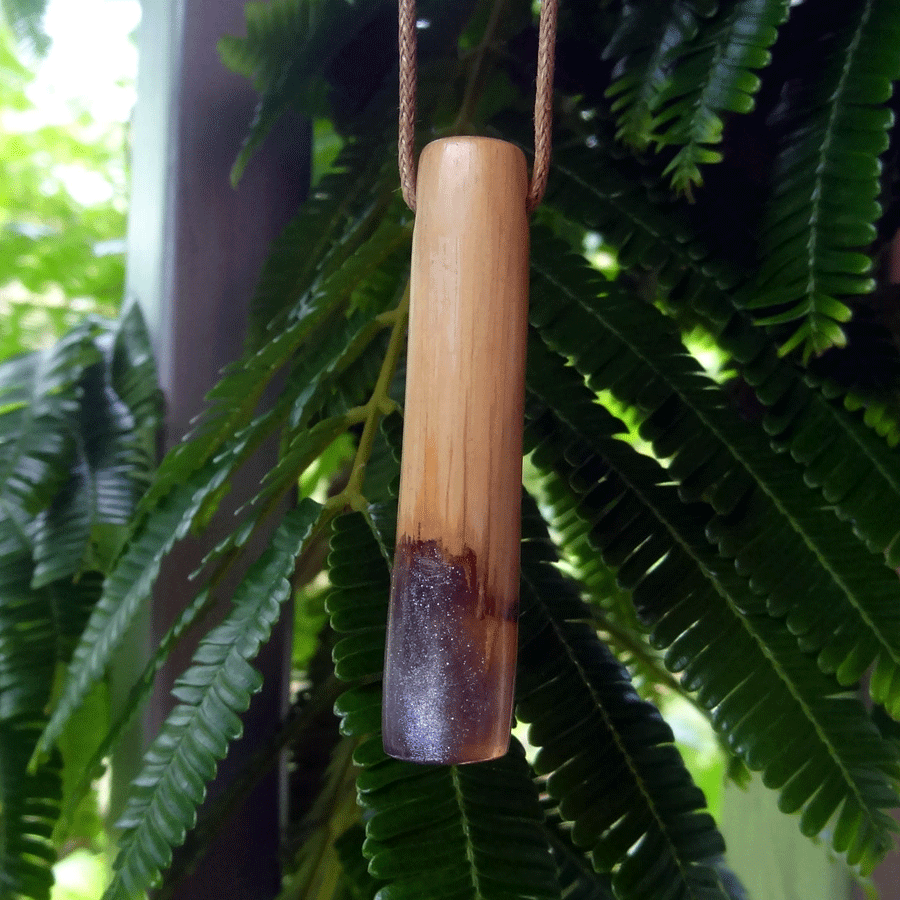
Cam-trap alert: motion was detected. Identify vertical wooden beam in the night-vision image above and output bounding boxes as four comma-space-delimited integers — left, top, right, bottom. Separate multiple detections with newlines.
122, 0, 309, 896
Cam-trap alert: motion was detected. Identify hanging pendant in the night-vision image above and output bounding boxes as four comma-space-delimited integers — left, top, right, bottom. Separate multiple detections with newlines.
382, 137, 530, 764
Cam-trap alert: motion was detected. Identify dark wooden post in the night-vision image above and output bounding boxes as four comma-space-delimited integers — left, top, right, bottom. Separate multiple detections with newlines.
120, 1, 310, 896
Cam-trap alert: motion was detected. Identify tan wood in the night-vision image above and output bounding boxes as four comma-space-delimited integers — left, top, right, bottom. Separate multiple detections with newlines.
382, 137, 529, 764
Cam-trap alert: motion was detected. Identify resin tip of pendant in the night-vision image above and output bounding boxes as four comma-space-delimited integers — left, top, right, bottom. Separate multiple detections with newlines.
382, 733, 511, 766
381, 537, 517, 766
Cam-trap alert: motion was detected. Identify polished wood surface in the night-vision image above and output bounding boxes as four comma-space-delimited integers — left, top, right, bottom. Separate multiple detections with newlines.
383, 137, 529, 764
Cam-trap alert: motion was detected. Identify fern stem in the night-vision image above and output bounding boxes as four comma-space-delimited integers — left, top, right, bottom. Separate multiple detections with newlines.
453, 0, 510, 135
336, 282, 410, 510
592, 611, 692, 700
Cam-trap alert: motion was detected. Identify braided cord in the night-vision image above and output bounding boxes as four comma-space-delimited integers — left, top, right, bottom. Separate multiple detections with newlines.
398, 0, 559, 213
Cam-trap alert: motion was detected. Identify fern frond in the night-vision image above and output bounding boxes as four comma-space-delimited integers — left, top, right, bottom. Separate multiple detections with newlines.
651, 0, 790, 194
39, 269, 400, 762
360, 741, 561, 900
546, 821, 615, 900
328, 513, 560, 900
530, 233, 900, 711
145, 317, 327, 509
524, 338, 900, 872
218, 0, 387, 182
285, 310, 392, 435
30, 356, 141, 586
245, 139, 400, 346
517, 496, 730, 900
0, 529, 55, 721
60, 586, 212, 831
604, 0, 718, 148
103, 501, 323, 900
547, 133, 741, 285
148, 172, 403, 511
529, 460, 697, 706
34, 452, 248, 762
76, 351, 146, 528
277, 735, 362, 900
0, 722, 62, 900
45, 571, 105, 665
546, 135, 900, 565
29, 450, 92, 588
0, 322, 103, 527
334, 822, 383, 900
217, 0, 313, 81
684, 295, 900, 567
110, 298, 162, 480
743, 0, 900, 357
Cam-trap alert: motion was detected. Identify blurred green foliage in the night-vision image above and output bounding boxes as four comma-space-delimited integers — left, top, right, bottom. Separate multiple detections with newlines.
0, 20, 127, 358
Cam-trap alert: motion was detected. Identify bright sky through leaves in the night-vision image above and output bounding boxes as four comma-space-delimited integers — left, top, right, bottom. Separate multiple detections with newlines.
0, 0, 140, 355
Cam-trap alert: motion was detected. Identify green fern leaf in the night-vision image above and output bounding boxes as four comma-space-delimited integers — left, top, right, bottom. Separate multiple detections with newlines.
59, 586, 212, 832
604, 0, 718, 148
145, 323, 326, 509
360, 742, 561, 900
524, 340, 900, 872
0, 722, 62, 900
547, 133, 740, 284
29, 450, 93, 588
530, 458, 701, 708
45, 571, 105, 665
651, 0, 790, 194
34, 451, 250, 763
276, 737, 364, 900
685, 291, 900, 567
77, 352, 147, 528
0, 322, 103, 526
30, 355, 144, 586
335, 822, 384, 900
328, 513, 561, 900
217, 0, 312, 80
0, 528, 55, 721
517, 495, 730, 900
110, 298, 162, 478
244, 140, 400, 347
742, 0, 900, 357
285, 309, 395, 434
147, 176, 403, 512
843, 387, 900, 447
546, 133, 900, 565
103, 500, 323, 900
198, 316, 402, 574
546, 822, 615, 900
530, 234, 900, 711
218, 0, 386, 183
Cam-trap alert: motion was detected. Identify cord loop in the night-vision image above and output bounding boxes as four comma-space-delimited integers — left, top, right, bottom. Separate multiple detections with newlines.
398, 0, 559, 214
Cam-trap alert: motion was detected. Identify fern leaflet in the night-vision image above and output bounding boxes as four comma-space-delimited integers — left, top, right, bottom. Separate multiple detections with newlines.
525, 339, 900, 871
518, 496, 731, 900
651, 0, 790, 194
328, 513, 561, 900
743, 0, 900, 357
103, 500, 323, 900
604, 0, 718, 148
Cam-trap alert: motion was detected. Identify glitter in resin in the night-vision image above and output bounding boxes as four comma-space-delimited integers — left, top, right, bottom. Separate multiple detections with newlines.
382, 537, 517, 764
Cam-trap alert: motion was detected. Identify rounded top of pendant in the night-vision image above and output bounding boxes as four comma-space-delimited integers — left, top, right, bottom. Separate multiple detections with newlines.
421, 136, 527, 166
417, 137, 528, 212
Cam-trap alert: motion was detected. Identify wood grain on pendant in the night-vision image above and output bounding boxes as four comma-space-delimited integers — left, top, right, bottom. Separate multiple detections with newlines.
383, 137, 529, 764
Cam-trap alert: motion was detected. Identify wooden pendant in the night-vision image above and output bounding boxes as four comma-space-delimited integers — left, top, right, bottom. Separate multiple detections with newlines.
382, 137, 529, 764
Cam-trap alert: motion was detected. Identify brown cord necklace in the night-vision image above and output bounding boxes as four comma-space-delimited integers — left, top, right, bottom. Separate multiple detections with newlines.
383, 0, 559, 765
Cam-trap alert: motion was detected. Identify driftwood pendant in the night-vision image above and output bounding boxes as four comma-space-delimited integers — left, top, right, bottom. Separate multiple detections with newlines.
383, 137, 529, 764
